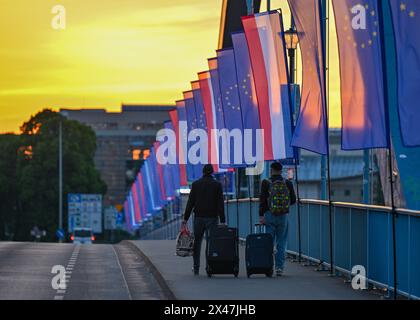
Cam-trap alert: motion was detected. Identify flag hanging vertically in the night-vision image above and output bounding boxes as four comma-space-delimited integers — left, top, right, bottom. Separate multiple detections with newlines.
208, 57, 230, 169
150, 144, 166, 206
154, 141, 170, 202
143, 156, 158, 211
242, 11, 294, 160
389, 0, 420, 147
231, 31, 263, 166
132, 180, 141, 224
128, 192, 137, 228
137, 172, 147, 220
191, 80, 209, 165
332, 0, 388, 150
183, 91, 202, 180
141, 165, 154, 216
124, 200, 132, 231
288, 0, 328, 155
170, 103, 188, 185
164, 120, 181, 192
198, 71, 222, 171
217, 48, 246, 167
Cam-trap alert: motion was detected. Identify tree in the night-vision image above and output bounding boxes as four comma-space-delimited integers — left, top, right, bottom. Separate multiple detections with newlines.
4, 109, 107, 241
0, 134, 21, 240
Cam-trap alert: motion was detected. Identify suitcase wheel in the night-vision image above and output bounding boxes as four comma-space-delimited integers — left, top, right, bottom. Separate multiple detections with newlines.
234, 266, 239, 278
265, 269, 273, 278
206, 266, 212, 278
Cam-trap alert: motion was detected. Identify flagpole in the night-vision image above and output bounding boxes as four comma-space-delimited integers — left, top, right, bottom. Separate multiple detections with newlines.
378, 0, 398, 300
236, 169, 241, 230
247, 175, 253, 235
321, 0, 334, 276
246, 0, 254, 237
58, 119, 63, 244
224, 172, 229, 225
287, 16, 302, 263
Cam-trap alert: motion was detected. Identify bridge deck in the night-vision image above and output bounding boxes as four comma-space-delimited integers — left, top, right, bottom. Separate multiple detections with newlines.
130, 240, 382, 300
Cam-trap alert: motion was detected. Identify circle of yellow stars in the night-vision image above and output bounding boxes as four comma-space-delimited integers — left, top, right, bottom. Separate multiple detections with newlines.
343, 3, 379, 50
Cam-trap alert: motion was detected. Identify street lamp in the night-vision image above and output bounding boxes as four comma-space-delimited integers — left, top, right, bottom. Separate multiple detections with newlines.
284, 27, 299, 83
284, 23, 301, 264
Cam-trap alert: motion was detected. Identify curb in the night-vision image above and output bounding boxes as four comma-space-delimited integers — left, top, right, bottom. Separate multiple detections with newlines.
123, 240, 177, 300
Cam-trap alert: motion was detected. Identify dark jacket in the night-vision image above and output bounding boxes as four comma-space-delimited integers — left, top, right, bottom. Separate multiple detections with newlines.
183, 174, 225, 223
259, 175, 296, 216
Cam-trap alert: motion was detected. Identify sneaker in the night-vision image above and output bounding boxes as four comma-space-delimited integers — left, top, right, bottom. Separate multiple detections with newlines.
192, 267, 199, 276
276, 268, 284, 276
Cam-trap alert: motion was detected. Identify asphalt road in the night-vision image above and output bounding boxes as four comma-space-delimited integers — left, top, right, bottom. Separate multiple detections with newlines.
0, 241, 167, 300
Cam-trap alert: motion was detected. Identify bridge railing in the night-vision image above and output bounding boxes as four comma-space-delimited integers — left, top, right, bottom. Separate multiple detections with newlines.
225, 198, 420, 299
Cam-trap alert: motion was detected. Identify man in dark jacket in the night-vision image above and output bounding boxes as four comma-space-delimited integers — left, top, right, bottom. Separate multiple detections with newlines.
259, 162, 296, 276
183, 164, 225, 275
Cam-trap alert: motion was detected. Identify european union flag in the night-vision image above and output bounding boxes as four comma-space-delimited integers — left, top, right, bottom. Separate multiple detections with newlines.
192, 81, 208, 167
141, 165, 154, 215
332, 0, 389, 150
217, 48, 245, 168
164, 121, 181, 191
232, 32, 262, 166
389, 0, 420, 147
208, 58, 229, 168
183, 91, 203, 180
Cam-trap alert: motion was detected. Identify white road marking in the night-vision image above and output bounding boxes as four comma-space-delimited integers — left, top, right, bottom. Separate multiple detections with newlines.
111, 246, 132, 300
53, 245, 80, 301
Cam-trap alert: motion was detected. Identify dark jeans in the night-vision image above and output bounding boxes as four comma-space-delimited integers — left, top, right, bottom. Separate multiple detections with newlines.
193, 217, 218, 271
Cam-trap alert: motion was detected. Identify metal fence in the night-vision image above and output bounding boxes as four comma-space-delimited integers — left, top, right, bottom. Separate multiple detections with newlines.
225, 198, 420, 299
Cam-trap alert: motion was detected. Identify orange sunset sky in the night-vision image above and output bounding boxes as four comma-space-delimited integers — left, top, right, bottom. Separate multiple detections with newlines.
0, 0, 341, 133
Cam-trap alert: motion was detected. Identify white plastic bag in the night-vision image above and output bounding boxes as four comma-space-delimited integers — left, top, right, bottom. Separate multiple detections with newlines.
176, 224, 194, 257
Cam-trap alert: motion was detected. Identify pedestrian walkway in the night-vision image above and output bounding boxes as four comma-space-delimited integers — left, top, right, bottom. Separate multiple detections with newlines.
130, 240, 382, 300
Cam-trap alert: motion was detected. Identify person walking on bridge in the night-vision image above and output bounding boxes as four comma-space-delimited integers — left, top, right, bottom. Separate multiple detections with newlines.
259, 162, 296, 276
182, 164, 226, 276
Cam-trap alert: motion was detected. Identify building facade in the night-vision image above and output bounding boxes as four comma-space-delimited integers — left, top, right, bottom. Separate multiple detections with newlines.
61, 105, 174, 206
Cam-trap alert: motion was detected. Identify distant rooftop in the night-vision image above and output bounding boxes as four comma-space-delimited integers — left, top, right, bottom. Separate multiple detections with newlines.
121, 104, 175, 112
60, 104, 175, 115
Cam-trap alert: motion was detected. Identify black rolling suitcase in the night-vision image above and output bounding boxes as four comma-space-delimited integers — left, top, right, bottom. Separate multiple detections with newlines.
245, 224, 274, 278
206, 225, 239, 277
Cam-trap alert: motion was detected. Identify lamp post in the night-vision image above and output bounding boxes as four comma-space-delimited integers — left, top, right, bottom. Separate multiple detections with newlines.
284, 21, 301, 262
284, 24, 299, 83
59, 119, 63, 243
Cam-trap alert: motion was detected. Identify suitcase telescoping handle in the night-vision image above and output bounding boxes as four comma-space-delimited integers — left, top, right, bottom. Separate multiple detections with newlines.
254, 223, 266, 234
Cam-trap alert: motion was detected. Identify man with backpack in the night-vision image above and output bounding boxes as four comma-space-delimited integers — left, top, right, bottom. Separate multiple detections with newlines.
259, 162, 296, 276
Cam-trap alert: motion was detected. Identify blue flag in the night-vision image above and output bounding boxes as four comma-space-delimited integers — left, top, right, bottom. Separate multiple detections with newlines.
192, 80, 208, 167
288, 0, 328, 155
389, 0, 420, 147
232, 32, 262, 166
164, 121, 181, 191
217, 48, 246, 168
183, 91, 202, 180
149, 146, 165, 208
332, 0, 389, 150
208, 58, 230, 168
140, 166, 153, 216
